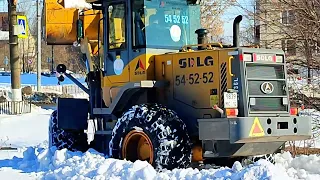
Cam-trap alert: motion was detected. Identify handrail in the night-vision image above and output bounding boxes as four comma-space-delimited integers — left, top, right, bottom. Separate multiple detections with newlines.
181, 42, 224, 51
228, 56, 234, 77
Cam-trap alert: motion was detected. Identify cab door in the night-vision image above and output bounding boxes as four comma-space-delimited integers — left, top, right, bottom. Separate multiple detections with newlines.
104, 1, 130, 83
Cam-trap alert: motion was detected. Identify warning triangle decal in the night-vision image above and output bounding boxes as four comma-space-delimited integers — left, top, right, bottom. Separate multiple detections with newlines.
249, 117, 265, 137
135, 59, 145, 71
139, 59, 145, 70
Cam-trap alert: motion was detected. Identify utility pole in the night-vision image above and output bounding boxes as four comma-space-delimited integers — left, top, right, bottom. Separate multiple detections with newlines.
22, 40, 25, 73
51, 45, 54, 73
36, 0, 41, 91
8, 0, 21, 101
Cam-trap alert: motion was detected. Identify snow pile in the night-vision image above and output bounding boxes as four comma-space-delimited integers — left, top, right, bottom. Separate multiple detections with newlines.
64, 0, 92, 10
0, 106, 53, 148
2, 147, 318, 180
11, 147, 158, 180
275, 152, 320, 179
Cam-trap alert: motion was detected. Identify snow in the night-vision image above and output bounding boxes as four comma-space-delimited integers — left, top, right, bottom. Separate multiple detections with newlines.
1, 146, 320, 180
0, 106, 318, 179
0, 105, 53, 148
64, 0, 92, 10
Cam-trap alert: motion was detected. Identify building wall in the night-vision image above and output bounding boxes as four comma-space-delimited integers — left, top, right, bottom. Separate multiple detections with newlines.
254, 0, 299, 60
0, 12, 9, 31
0, 35, 36, 71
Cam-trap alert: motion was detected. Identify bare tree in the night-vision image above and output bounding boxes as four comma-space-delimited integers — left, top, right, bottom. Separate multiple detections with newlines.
235, 0, 320, 82
239, 17, 255, 46
10, 1, 85, 73
279, 0, 320, 84
200, 0, 236, 41
235, 0, 320, 154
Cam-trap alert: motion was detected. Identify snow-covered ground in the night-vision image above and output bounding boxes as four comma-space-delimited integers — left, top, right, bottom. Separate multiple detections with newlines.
0, 71, 319, 179
0, 106, 319, 179
0, 106, 52, 148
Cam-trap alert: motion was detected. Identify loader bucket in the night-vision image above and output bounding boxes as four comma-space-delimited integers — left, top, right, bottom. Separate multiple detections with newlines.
44, 0, 103, 46
44, 0, 78, 45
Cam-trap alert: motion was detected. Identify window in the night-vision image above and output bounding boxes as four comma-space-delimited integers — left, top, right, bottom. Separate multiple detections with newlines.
144, 0, 201, 49
108, 4, 126, 50
287, 40, 296, 55
282, 10, 295, 24
281, 39, 296, 56
132, 0, 146, 48
254, 25, 260, 42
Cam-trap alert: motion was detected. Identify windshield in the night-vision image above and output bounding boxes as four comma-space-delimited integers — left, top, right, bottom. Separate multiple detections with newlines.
144, 0, 201, 49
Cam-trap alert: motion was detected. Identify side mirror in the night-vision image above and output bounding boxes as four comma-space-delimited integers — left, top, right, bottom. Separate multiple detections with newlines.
77, 19, 84, 41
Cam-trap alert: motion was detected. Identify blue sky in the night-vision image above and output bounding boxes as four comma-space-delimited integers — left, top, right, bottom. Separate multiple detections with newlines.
221, 0, 254, 43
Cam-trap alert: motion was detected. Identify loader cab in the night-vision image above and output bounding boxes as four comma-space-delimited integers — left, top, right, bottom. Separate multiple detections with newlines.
103, 0, 201, 49
102, 0, 202, 79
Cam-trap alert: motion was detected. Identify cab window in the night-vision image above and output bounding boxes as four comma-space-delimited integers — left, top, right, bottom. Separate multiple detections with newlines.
108, 3, 126, 50
144, 0, 201, 49
132, 0, 146, 48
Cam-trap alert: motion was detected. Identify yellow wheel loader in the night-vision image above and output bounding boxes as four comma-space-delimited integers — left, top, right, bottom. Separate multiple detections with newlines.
45, 0, 312, 170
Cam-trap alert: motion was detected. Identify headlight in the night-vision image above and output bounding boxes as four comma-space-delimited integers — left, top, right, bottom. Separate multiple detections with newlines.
243, 54, 252, 62
276, 55, 284, 63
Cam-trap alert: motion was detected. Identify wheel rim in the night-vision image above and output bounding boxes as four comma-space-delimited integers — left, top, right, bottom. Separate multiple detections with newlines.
122, 130, 154, 164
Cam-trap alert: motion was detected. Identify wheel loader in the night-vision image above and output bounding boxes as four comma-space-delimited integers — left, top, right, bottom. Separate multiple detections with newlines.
45, 0, 312, 170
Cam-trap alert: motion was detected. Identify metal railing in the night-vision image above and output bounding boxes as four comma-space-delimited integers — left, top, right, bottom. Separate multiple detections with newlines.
29, 84, 87, 94
0, 100, 32, 115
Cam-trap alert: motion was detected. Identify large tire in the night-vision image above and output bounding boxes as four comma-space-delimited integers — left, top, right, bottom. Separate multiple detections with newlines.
48, 110, 88, 152
109, 103, 192, 170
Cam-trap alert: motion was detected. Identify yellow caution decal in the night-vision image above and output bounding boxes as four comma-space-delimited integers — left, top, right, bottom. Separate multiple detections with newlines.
210, 95, 219, 107
249, 117, 265, 137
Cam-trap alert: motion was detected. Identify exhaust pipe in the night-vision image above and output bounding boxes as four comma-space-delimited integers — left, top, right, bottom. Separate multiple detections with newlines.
195, 28, 208, 50
233, 15, 243, 47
